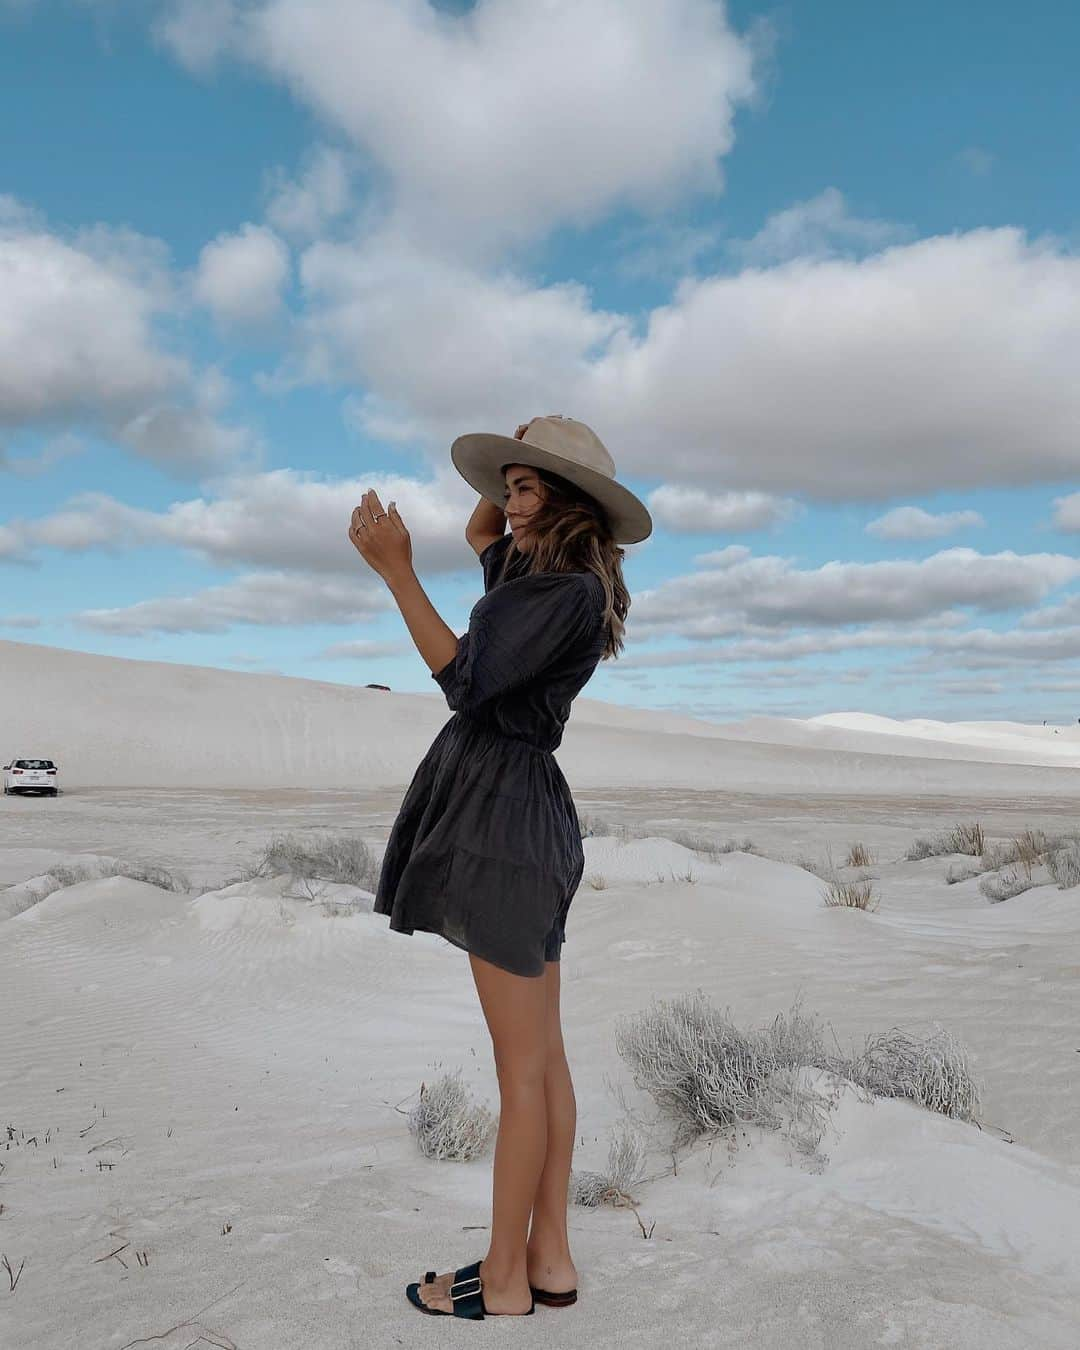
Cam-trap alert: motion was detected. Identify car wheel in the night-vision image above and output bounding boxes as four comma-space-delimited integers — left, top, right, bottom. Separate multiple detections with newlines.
50, 788, 59, 797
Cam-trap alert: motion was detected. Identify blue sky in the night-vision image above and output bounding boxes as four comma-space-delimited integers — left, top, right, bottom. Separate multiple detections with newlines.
2, 0, 1079, 723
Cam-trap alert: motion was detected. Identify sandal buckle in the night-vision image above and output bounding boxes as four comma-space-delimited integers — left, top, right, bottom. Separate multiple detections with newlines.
450, 1275, 482, 1301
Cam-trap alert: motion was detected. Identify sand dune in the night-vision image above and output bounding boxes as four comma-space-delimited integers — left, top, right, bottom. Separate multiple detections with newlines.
3, 839, 1078, 1347
3, 639, 1078, 1346
3, 638, 1079, 793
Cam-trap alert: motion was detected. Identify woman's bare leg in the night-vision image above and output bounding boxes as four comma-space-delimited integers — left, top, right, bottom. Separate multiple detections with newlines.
415, 950, 547, 1316
526, 959, 579, 1293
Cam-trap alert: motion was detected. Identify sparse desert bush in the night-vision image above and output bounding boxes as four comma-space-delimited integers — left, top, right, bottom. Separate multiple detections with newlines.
980, 840, 1022, 873
941, 821, 984, 856
47, 860, 191, 892
978, 867, 1035, 903
846, 842, 873, 868
945, 862, 981, 885
906, 822, 984, 861
578, 813, 636, 842
586, 872, 608, 890
251, 831, 377, 890
614, 990, 837, 1156
1047, 842, 1080, 890
822, 878, 878, 911
668, 830, 756, 860
568, 1119, 648, 1207
839, 1025, 981, 1121
406, 1069, 496, 1162
1012, 829, 1048, 873
46, 863, 96, 888
613, 989, 981, 1171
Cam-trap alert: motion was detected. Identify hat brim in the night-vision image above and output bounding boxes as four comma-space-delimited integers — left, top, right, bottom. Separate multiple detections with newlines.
450, 432, 653, 545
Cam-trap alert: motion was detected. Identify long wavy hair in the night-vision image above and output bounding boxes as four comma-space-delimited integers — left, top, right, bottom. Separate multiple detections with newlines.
492, 464, 629, 660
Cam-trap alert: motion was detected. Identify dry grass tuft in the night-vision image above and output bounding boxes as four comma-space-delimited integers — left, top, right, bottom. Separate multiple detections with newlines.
978, 867, 1035, 903
846, 842, 873, 868
406, 1069, 496, 1162
822, 878, 878, 911
1047, 841, 1080, 890
613, 989, 982, 1170
568, 1119, 648, 1207
47, 860, 191, 892
906, 821, 984, 860
250, 831, 377, 890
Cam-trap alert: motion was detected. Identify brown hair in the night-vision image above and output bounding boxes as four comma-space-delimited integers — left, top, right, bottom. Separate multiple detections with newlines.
494, 464, 628, 660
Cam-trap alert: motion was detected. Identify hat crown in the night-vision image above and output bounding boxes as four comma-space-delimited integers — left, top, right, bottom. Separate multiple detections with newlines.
514, 415, 615, 481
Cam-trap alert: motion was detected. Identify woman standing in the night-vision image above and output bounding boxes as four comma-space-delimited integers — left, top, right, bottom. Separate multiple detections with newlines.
348, 415, 652, 1321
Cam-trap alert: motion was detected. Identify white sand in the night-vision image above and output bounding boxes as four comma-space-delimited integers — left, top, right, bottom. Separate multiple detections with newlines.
2, 639, 1078, 1348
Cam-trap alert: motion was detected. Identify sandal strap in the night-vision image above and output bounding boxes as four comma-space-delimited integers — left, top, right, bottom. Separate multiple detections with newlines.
448, 1259, 485, 1319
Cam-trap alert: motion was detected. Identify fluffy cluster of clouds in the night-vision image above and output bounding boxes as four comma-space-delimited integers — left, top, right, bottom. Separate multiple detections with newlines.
2, 0, 1079, 703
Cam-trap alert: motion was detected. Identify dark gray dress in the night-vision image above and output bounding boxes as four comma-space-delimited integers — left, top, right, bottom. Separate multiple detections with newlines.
372, 532, 609, 977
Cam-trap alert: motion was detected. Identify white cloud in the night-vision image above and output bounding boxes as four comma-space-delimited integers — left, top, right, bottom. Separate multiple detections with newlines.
628, 547, 1080, 636
264, 144, 354, 239
1051, 491, 1080, 532
865, 506, 985, 540
0, 523, 24, 561
584, 227, 1080, 500
192, 223, 291, 326
279, 229, 626, 438
264, 224, 1080, 501
648, 484, 800, 532
0, 201, 258, 474
0, 432, 84, 478
77, 570, 392, 635
728, 188, 910, 265
7, 466, 491, 574
152, 0, 245, 75
156, 0, 758, 255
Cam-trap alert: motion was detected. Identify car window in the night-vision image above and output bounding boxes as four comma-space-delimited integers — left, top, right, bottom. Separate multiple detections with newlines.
16, 759, 54, 769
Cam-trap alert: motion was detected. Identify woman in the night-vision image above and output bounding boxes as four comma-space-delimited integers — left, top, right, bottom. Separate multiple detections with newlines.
348, 414, 652, 1321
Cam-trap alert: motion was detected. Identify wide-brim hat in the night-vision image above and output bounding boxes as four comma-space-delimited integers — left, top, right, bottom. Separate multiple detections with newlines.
450, 415, 653, 546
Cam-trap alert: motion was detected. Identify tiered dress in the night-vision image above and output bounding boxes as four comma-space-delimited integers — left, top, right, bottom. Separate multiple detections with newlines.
372, 532, 609, 977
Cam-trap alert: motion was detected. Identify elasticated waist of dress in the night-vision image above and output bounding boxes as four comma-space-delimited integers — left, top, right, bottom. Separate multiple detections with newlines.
452, 710, 556, 755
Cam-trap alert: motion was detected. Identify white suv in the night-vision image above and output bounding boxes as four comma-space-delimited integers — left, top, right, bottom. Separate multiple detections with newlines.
3, 758, 60, 797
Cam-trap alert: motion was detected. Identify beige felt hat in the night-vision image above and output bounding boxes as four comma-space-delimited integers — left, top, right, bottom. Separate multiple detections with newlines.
450, 415, 653, 546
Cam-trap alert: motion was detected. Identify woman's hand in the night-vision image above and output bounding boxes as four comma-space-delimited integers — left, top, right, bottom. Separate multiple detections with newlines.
348, 490, 413, 583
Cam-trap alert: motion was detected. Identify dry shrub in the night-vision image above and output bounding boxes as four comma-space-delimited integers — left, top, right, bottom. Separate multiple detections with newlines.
568, 1119, 647, 1207
906, 822, 984, 860
822, 878, 878, 911
1047, 842, 1080, 890
978, 867, 1035, 903
942, 822, 984, 856
47, 860, 190, 892
945, 862, 981, 885
252, 831, 377, 889
1012, 829, 1047, 874
406, 1069, 495, 1162
613, 990, 981, 1167
846, 842, 873, 868
840, 1025, 981, 1121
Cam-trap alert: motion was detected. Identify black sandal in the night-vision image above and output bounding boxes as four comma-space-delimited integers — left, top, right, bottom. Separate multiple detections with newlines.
530, 1282, 578, 1306
406, 1260, 536, 1319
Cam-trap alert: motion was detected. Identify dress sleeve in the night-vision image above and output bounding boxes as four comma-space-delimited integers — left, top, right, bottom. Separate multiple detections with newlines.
479, 532, 513, 593
432, 571, 600, 714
